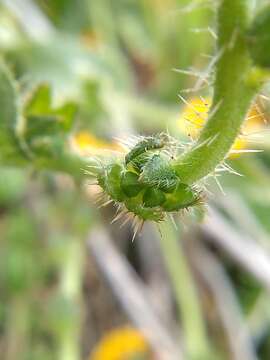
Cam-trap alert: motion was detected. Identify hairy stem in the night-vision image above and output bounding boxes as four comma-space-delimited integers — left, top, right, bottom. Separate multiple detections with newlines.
173, 0, 262, 184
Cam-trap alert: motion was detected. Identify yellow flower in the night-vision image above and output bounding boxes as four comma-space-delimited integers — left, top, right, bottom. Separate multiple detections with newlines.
178, 97, 211, 138
71, 131, 121, 157
89, 326, 149, 360
178, 97, 265, 157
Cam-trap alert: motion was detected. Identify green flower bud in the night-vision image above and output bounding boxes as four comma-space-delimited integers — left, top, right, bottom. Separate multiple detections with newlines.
91, 134, 204, 227
125, 135, 167, 165
128, 152, 151, 173
140, 154, 178, 193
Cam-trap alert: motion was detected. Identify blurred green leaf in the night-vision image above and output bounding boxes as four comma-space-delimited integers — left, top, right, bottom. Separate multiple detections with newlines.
0, 168, 27, 206
24, 84, 77, 132
0, 61, 26, 163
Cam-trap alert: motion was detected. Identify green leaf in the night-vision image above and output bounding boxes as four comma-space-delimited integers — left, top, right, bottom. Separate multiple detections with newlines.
0, 61, 25, 163
24, 83, 51, 114
24, 84, 77, 132
22, 84, 77, 159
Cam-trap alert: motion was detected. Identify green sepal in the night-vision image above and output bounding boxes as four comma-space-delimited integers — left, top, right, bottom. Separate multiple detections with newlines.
120, 171, 143, 197
125, 197, 164, 222
101, 163, 125, 202
143, 187, 166, 207
162, 183, 200, 212
247, 5, 270, 69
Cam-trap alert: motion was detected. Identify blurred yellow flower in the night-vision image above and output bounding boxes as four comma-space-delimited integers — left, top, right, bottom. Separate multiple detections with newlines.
178, 97, 211, 138
178, 97, 265, 157
71, 131, 121, 157
89, 326, 149, 360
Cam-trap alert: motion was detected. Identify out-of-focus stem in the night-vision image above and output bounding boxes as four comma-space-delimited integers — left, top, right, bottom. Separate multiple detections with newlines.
58, 237, 83, 360
6, 296, 29, 360
159, 221, 212, 360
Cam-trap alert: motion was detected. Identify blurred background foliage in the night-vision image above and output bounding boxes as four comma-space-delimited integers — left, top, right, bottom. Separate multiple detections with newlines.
0, 1, 270, 360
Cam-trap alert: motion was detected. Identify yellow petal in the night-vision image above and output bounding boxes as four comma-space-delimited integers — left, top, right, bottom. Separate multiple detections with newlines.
178, 97, 266, 158
89, 326, 149, 360
71, 131, 120, 157
178, 97, 211, 138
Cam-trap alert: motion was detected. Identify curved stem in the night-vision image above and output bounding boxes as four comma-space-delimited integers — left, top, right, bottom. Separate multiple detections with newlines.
173, 0, 262, 185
